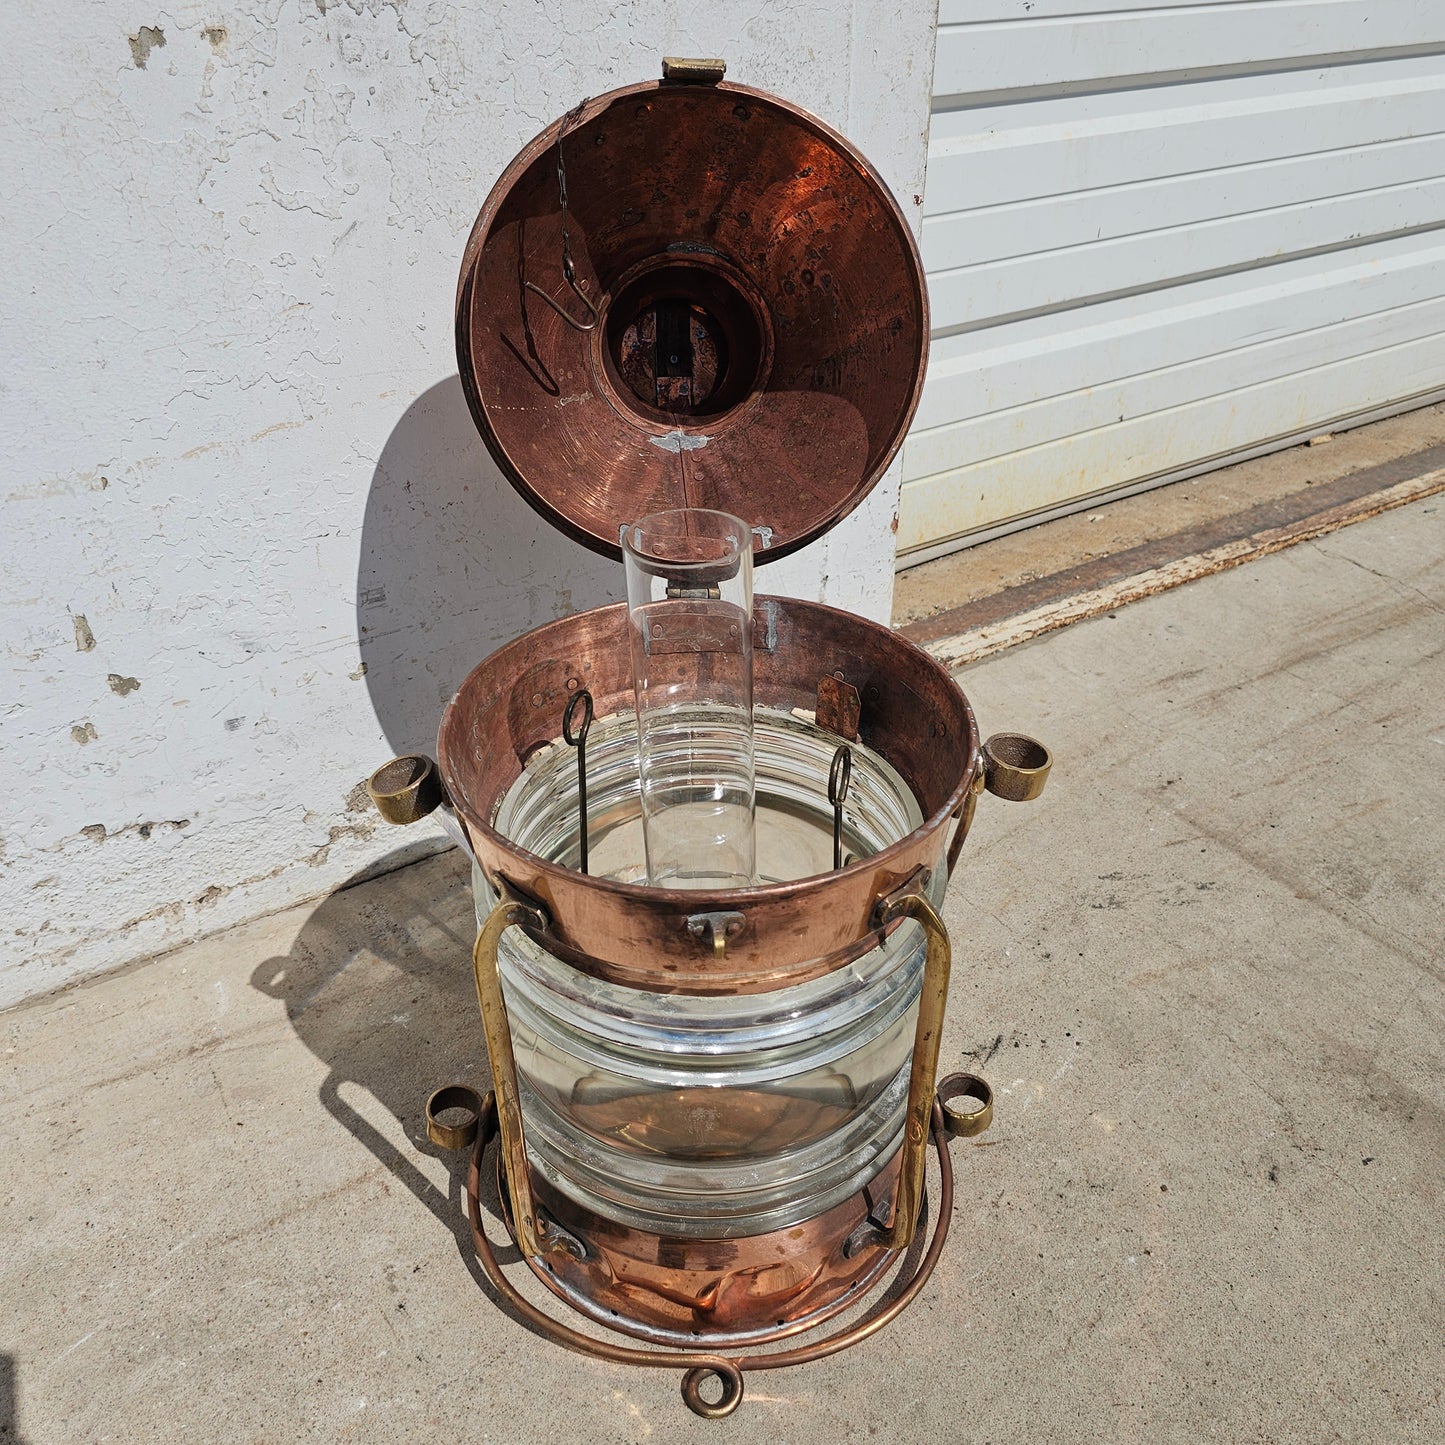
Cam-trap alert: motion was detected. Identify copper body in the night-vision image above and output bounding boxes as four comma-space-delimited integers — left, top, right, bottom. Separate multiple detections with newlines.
438, 596, 979, 994
455, 79, 928, 564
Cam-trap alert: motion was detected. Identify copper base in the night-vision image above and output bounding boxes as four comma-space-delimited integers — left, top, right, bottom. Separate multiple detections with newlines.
514, 1151, 904, 1348
463, 1091, 957, 1419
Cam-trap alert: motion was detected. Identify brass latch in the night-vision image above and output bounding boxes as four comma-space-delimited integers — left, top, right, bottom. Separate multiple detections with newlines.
662, 56, 726, 85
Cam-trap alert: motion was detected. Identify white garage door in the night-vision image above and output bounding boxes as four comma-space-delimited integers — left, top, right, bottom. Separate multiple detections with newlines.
898, 0, 1445, 564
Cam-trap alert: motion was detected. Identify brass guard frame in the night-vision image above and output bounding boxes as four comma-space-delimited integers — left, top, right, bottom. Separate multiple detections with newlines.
471, 878, 952, 1265
869, 882, 952, 1252
945, 755, 987, 879
455, 869, 978, 1417
464, 1089, 957, 1420
471, 889, 560, 1262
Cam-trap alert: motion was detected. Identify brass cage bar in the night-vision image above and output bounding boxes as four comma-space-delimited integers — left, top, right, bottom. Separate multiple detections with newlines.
471, 890, 557, 1260
872, 887, 952, 1251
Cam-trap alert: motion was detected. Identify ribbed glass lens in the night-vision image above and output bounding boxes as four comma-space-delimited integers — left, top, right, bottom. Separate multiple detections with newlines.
483, 708, 938, 1238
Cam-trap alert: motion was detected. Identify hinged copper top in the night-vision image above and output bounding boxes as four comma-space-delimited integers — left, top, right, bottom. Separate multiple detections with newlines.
456, 76, 928, 564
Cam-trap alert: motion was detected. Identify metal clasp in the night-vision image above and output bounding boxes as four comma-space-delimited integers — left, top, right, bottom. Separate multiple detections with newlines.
662, 56, 727, 85
829, 744, 853, 871
562, 688, 594, 874
685, 910, 745, 960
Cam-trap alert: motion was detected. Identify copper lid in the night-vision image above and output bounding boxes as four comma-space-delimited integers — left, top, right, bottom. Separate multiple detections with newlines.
456, 73, 928, 564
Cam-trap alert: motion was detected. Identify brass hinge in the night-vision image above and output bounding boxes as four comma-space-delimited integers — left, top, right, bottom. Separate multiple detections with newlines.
662, 56, 726, 85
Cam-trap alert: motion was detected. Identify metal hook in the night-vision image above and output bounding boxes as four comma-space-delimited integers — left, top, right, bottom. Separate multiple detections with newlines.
828, 743, 853, 871
524, 98, 599, 332
563, 688, 594, 873
523, 267, 599, 332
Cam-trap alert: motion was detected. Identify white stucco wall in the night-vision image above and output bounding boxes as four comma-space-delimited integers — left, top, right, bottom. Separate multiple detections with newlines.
0, 0, 938, 1006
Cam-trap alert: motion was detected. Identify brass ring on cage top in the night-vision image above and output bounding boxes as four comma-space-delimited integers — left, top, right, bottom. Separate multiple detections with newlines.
367, 753, 444, 825
937, 1072, 994, 1139
425, 1084, 483, 1151
981, 733, 1052, 803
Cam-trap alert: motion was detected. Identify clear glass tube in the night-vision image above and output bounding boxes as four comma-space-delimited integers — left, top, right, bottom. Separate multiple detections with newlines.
622, 508, 755, 888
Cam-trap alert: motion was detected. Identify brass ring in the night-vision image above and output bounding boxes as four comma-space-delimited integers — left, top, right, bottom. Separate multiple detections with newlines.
680, 1362, 745, 1419
367, 754, 444, 824
425, 1084, 483, 1150
937, 1072, 993, 1138
981, 733, 1052, 803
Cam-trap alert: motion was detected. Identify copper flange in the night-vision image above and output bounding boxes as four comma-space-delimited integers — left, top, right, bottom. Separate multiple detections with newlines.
511, 1150, 905, 1348
436, 597, 981, 994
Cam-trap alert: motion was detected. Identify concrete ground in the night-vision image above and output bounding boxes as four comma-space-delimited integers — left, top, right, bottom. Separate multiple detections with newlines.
4, 497, 1443, 1444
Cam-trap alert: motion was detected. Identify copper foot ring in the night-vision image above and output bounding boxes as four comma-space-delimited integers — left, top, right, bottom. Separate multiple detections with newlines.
458, 1089, 958, 1420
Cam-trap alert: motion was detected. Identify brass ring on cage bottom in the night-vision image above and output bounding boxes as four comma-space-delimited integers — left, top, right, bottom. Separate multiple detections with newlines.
464, 1090, 957, 1420
424, 1084, 483, 1151
937, 1071, 994, 1139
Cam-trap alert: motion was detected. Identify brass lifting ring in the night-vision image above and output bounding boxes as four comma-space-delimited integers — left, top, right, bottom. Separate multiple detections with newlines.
680, 1361, 745, 1419
981, 733, 1052, 803
937, 1072, 994, 1139
424, 1084, 483, 1151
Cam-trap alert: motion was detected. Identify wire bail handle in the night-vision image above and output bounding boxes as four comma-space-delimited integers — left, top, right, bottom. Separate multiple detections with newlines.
523, 97, 599, 331
562, 687, 594, 874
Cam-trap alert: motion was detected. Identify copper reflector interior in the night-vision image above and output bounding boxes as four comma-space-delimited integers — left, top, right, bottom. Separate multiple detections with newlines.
455, 79, 928, 564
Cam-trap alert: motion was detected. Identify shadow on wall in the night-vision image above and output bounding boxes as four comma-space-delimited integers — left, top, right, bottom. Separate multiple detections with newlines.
357, 376, 623, 759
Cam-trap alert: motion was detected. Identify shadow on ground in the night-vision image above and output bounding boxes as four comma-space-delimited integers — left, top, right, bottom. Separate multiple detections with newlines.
249, 849, 517, 1271
0, 1353, 21, 1444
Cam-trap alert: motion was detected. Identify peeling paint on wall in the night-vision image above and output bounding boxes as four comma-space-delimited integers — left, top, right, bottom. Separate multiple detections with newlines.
127, 24, 165, 69
80, 820, 191, 844
107, 674, 142, 696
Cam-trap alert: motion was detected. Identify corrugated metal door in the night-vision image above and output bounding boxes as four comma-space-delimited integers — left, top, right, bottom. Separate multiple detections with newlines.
898, 1, 1445, 564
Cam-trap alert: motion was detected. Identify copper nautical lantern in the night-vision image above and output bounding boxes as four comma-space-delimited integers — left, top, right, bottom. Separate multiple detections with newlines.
369, 59, 1049, 1419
